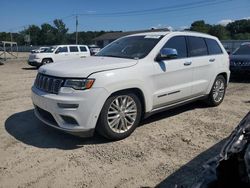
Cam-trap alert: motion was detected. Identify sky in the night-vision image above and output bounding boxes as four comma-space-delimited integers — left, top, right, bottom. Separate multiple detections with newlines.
0, 0, 250, 33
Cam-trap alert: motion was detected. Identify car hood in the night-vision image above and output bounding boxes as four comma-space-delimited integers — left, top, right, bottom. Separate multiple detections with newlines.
230, 55, 250, 61
30, 52, 53, 57
38, 56, 138, 78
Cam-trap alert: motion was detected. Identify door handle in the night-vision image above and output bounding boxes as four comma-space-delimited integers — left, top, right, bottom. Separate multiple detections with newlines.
184, 61, 192, 66
209, 58, 215, 62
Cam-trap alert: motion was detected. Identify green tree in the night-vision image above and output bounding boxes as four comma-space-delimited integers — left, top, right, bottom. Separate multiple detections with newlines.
190, 20, 211, 33
226, 19, 250, 35
53, 19, 68, 44
233, 33, 250, 40
40, 23, 57, 45
209, 25, 230, 40
25, 25, 41, 45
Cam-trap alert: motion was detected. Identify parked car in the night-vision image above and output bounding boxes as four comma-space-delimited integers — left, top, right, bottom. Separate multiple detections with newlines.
28, 45, 91, 68
31, 31, 230, 140
31, 47, 50, 54
88, 44, 101, 55
230, 42, 250, 74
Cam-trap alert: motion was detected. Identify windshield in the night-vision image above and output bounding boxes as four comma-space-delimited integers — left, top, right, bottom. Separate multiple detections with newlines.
96, 35, 163, 59
44, 46, 56, 53
233, 44, 250, 55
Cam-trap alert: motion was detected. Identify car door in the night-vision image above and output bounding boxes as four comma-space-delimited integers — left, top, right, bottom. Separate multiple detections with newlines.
187, 36, 216, 96
54, 46, 70, 61
79, 46, 90, 58
152, 36, 194, 109
69, 46, 81, 59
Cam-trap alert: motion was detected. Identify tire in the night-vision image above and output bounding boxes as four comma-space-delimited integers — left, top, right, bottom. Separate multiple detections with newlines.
206, 75, 226, 107
41, 58, 52, 66
96, 92, 142, 140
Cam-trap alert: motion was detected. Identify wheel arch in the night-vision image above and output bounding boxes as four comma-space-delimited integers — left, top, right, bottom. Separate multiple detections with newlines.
217, 72, 228, 86
108, 88, 146, 118
42, 58, 53, 62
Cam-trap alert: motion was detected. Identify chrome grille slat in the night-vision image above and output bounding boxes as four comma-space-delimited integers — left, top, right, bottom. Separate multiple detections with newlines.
34, 73, 64, 94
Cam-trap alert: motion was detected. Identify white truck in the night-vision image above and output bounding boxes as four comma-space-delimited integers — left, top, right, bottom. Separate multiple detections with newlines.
31, 31, 230, 140
28, 45, 90, 68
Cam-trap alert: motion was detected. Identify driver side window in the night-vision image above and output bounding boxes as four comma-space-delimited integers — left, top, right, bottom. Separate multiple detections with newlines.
55, 46, 68, 53
162, 36, 187, 59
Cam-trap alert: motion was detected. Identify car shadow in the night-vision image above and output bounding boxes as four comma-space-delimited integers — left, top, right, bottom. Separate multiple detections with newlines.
5, 109, 109, 150
22, 67, 38, 70
229, 74, 250, 83
141, 101, 207, 125
155, 139, 226, 188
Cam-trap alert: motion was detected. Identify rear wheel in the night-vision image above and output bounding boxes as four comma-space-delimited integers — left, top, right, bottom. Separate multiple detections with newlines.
206, 75, 226, 106
97, 92, 142, 140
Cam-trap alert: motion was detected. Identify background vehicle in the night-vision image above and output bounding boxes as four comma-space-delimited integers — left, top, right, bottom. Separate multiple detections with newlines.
31, 47, 50, 53
88, 44, 101, 55
28, 45, 90, 68
230, 42, 250, 74
31, 31, 230, 140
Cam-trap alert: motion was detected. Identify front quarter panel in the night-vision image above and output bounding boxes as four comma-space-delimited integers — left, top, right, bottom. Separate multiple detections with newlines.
90, 62, 154, 112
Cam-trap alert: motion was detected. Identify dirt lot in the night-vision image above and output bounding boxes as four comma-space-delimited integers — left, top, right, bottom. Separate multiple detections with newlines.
0, 59, 249, 188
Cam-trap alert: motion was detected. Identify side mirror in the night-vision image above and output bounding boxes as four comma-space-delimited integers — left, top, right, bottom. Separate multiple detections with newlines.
155, 48, 178, 61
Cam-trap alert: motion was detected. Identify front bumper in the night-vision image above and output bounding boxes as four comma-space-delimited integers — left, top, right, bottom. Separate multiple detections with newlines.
230, 65, 250, 73
32, 86, 109, 137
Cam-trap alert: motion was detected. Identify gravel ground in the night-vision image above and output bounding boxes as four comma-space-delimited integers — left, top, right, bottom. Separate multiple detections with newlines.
0, 60, 249, 188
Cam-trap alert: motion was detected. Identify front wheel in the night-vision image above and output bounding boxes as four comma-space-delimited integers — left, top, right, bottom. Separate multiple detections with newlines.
206, 75, 226, 106
96, 92, 142, 140
42, 58, 52, 66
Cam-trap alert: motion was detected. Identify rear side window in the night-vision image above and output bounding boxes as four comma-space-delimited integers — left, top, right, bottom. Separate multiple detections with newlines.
187, 36, 208, 57
205, 38, 223, 55
163, 36, 187, 58
80, 46, 87, 52
69, 46, 79, 52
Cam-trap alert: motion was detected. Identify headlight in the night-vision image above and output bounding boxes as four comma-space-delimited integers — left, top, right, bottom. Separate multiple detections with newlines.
64, 79, 95, 90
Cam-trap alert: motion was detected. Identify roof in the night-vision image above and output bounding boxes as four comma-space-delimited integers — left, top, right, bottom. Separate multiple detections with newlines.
93, 28, 170, 41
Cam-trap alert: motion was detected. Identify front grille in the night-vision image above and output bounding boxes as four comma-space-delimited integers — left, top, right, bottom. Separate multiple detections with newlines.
34, 73, 64, 94
231, 61, 250, 67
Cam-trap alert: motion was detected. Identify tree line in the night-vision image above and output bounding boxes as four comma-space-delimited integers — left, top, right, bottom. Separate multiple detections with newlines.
190, 19, 250, 40
0, 18, 250, 45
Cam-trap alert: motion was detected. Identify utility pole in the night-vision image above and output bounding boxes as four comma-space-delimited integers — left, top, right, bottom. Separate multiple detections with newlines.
10, 30, 13, 52
10, 31, 13, 42
75, 15, 78, 44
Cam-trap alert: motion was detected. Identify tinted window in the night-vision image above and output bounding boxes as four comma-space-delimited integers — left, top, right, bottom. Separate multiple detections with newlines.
55, 46, 68, 53
205, 38, 222, 55
233, 44, 250, 55
187, 36, 208, 57
163, 36, 187, 58
69, 46, 79, 52
80, 46, 87, 52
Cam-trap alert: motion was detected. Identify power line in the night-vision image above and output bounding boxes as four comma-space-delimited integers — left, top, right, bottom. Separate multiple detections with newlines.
4, 0, 236, 32
77, 0, 233, 17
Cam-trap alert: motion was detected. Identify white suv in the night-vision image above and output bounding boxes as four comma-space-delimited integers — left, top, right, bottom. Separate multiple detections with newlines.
28, 45, 90, 68
31, 31, 230, 140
